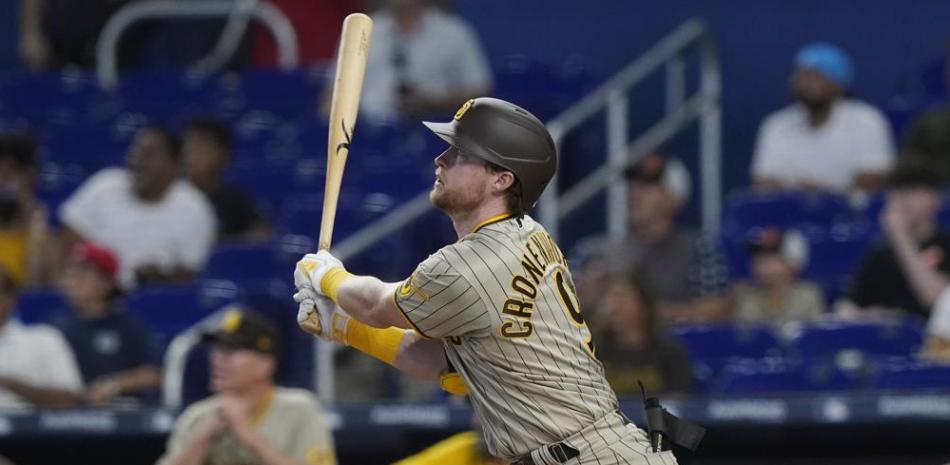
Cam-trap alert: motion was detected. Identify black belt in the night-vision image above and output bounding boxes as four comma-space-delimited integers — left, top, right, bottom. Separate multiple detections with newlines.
510, 443, 579, 465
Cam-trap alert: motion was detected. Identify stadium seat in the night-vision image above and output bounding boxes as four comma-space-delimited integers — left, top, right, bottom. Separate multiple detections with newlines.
722, 190, 852, 231
202, 242, 287, 283
126, 280, 241, 352
872, 358, 950, 390
15, 290, 67, 325
789, 320, 924, 363
669, 324, 781, 370
714, 357, 860, 394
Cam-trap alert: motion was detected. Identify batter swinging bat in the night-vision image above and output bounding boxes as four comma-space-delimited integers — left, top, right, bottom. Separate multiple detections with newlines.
299, 13, 373, 335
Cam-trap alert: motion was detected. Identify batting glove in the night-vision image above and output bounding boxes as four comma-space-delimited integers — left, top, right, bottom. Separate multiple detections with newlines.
294, 250, 345, 297
294, 287, 351, 342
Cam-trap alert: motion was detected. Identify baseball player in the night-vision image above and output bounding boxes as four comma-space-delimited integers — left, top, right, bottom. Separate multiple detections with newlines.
294, 98, 680, 465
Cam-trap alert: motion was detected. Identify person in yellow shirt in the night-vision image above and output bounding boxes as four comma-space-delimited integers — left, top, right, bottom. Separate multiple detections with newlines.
0, 134, 52, 287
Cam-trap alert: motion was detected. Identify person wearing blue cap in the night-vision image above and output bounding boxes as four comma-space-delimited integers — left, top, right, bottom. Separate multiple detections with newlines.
751, 42, 895, 194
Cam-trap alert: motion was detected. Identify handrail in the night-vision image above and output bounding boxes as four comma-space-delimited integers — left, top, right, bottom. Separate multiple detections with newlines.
541, 18, 721, 238
162, 309, 231, 410
96, 0, 299, 89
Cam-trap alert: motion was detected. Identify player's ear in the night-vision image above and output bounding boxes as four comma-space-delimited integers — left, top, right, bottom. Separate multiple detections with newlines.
492, 171, 515, 194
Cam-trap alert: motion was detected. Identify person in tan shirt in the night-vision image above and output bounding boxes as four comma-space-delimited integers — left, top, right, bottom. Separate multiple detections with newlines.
733, 228, 825, 335
156, 309, 335, 465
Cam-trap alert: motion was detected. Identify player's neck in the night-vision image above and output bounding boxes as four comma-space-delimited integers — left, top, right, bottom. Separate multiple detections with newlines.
449, 204, 511, 238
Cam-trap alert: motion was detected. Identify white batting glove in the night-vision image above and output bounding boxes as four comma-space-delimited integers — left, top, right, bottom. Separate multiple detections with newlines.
294, 287, 350, 343
294, 250, 344, 296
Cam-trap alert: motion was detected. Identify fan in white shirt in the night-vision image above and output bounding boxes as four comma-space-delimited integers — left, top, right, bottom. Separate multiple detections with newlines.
59, 126, 216, 289
751, 42, 895, 194
328, 0, 493, 122
0, 268, 83, 410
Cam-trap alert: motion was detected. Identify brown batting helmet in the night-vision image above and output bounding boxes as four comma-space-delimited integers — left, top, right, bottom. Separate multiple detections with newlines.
423, 97, 558, 212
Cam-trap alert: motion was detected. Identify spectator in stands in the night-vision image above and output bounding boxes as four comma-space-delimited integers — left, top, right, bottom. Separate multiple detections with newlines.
59, 126, 216, 289
596, 272, 693, 395
182, 118, 269, 242
0, 134, 53, 287
252, 0, 365, 66
839, 159, 950, 319
333, 0, 493, 121
18, 0, 138, 71
733, 228, 826, 334
903, 105, 950, 184
881, 193, 950, 361
751, 42, 895, 194
0, 268, 84, 410
591, 153, 730, 323
157, 308, 336, 465
53, 242, 160, 406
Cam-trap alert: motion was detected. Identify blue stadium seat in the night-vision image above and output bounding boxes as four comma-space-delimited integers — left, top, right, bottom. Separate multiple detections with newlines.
126, 280, 241, 352
669, 324, 781, 370
789, 320, 924, 363
872, 358, 950, 390
15, 290, 67, 325
202, 242, 286, 283
723, 190, 852, 231
714, 357, 860, 394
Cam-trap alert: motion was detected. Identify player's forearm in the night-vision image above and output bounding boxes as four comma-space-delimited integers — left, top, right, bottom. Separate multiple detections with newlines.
335, 275, 405, 328
888, 226, 949, 307
0, 376, 82, 409
392, 332, 447, 380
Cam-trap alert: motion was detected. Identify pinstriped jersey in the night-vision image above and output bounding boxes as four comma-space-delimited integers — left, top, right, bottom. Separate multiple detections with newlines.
394, 215, 619, 460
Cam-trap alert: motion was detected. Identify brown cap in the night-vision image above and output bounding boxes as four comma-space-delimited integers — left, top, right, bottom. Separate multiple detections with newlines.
202, 308, 281, 356
423, 98, 557, 212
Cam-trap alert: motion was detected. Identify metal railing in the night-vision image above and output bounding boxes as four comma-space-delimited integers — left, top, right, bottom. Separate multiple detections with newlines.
162, 309, 231, 409
96, 0, 299, 89
314, 19, 721, 402
539, 18, 722, 239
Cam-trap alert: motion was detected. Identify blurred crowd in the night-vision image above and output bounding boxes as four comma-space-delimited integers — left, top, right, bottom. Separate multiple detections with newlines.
0, 2, 949, 464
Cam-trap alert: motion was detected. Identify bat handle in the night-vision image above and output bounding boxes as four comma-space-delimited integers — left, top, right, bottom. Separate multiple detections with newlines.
298, 244, 334, 335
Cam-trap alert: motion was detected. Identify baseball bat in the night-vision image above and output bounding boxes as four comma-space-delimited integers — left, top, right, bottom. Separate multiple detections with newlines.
299, 13, 373, 335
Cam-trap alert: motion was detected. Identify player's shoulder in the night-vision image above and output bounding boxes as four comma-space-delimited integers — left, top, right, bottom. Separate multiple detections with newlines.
272, 387, 323, 410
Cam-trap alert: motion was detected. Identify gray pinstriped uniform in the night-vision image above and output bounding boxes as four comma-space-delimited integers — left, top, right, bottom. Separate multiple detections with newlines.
394, 215, 678, 465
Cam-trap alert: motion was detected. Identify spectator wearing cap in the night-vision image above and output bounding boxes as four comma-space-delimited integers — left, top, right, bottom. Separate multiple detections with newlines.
751, 42, 895, 194
59, 126, 216, 288
0, 267, 84, 410
157, 309, 336, 465
52, 242, 160, 406
0, 133, 54, 287
733, 228, 826, 334
839, 159, 950, 319
575, 153, 731, 323
182, 119, 270, 242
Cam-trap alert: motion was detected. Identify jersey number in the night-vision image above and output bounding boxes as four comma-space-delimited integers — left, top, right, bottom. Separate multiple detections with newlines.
554, 269, 595, 354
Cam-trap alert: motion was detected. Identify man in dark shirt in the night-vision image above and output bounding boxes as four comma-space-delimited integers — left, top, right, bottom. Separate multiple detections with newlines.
182, 118, 269, 241
842, 159, 949, 318
53, 242, 160, 405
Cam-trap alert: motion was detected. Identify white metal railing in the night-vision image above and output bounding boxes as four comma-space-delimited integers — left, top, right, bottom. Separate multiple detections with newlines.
162, 309, 232, 409
314, 19, 721, 402
96, 0, 299, 89
539, 18, 722, 239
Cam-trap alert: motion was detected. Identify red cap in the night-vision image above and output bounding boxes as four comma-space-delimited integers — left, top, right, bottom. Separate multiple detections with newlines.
70, 242, 119, 281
